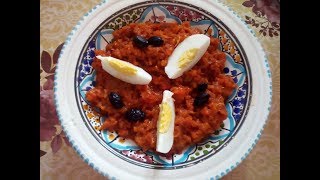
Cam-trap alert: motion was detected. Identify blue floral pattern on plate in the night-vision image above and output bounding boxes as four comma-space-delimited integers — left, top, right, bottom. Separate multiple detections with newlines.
76, 3, 251, 169
95, 29, 114, 50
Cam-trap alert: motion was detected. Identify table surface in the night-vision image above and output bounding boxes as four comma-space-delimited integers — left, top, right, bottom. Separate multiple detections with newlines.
40, 0, 280, 179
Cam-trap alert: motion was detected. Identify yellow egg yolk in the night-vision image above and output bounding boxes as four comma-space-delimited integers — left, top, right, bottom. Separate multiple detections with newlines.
158, 102, 172, 133
178, 48, 199, 68
109, 59, 137, 75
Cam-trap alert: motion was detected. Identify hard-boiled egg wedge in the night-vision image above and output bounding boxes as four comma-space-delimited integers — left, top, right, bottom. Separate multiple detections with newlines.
156, 90, 175, 153
96, 55, 152, 85
165, 34, 210, 79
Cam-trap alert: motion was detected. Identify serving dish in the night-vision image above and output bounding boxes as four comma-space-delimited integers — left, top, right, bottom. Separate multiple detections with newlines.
54, 0, 272, 179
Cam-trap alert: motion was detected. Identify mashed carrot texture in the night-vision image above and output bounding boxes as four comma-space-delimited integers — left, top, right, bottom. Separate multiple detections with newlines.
86, 22, 236, 154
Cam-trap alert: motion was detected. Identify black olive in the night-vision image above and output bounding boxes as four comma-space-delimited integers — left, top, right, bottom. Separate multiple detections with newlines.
197, 83, 208, 92
148, 36, 164, 46
193, 93, 210, 107
133, 36, 148, 48
108, 92, 124, 109
125, 108, 145, 122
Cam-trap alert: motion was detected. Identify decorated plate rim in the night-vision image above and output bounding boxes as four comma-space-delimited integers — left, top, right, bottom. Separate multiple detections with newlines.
54, 0, 272, 179
74, 1, 252, 169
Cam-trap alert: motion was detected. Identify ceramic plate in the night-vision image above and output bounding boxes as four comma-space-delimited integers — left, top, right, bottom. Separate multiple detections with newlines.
54, 0, 272, 179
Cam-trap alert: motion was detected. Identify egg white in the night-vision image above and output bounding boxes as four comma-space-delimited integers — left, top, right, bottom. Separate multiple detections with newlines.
165, 34, 210, 79
96, 55, 152, 85
156, 90, 175, 153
